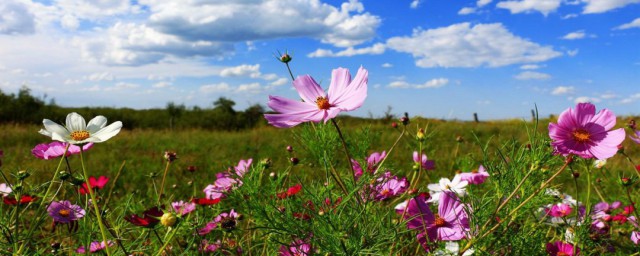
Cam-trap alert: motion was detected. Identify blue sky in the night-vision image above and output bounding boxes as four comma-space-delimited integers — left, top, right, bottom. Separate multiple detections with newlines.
0, 0, 639, 120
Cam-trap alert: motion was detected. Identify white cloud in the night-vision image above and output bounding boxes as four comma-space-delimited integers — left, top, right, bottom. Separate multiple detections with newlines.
562, 14, 578, 19
0, 0, 36, 35
551, 86, 575, 95
410, 0, 421, 9
582, 0, 640, 14
458, 7, 476, 15
56, 0, 135, 20
200, 83, 231, 93
621, 93, 640, 104
152, 81, 171, 88
60, 14, 79, 30
615, 17, 640, 30
574, 96, 600, 104
520, 64, 542, 69
219, 64, 261, 78
562, 30, 586, 40
307, 43, 385, 57
270, 78, 289, 87
388, 78, 449, 89
478, 0, 494, 7
386, 23, 561, 68
600, 93, 617, 99
141, 0, 380, 48
567, 49, 579, 56
86, 72, 114, 81
381, 63, 393, 68
496, 0, 561, 16
236, 82, 263, 93
515, 71, 551, 80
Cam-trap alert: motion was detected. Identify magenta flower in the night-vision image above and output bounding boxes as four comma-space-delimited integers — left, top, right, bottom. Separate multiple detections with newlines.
234, 158, 252, 177
546, 241, 579, 256
172, 201, 196, 216
352, 151, 385, 180
31, 141, 93, 160
373, 172, 408, 201
79, 176, 109, 194
405, 191, 470, 246
459, 165, 489, 185
198, 209, 239, 235
264, 67, 368, 128
47, 200, 85, 223
203, 172, 242, 200
199, 239, 222, 252
413, 151, 435, 171
76, 241, 115, 253
549, 103, 625, 160
279, 239, 313, 256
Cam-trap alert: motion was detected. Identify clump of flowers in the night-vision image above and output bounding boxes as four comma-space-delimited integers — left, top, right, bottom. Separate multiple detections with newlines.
198, 209, 240, 235
76, 241, 115, 254
352, 151, 386, 180
279, 239, 313, 256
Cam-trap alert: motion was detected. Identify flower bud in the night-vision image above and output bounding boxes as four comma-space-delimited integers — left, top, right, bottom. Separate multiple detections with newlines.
59, 171, 71, 181
17, 170, 30, 181
286, 145, 293, 152
269, 172, 277, 179
594, 159, 607, 169
456, 135, 464, 143
416, 128, 425, 141
164, 151, 178, 163
391, 122, 398, 128
290, 157, 299, 166
400, 117, 409, 126
187, 165, 197, 173
259, 158, 272, 169
279, 53, 292, 63
628, 120, 637, 130
161, 212, 177, 227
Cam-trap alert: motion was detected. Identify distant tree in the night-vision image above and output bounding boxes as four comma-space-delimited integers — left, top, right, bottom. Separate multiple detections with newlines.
166, 102, 185, 130
212, 97, 237, 130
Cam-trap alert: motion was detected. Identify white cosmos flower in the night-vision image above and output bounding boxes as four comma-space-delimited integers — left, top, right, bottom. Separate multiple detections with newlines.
39, 112, 122, 144
434, 242, 474, 255
427, 174, 468, 203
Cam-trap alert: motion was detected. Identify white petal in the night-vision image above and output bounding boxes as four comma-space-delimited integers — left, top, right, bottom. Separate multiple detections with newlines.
86, 116, 108, 133
439, 178, 451, 188
66, 112, 86, 131
428, 183, 443, 192
51, 132, 72, 143
42, 119, 69, 138
90, 121, 122, 142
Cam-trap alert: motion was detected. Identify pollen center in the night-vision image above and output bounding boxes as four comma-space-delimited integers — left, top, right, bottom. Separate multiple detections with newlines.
58, 209, 71, 217
70, 130, 90, 141
572, 129, 590, 143
557, 253, 568, 256
434, 215, 446, 227
316, 97, 331, 110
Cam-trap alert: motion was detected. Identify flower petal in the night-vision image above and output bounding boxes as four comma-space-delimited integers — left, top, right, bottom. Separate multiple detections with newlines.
88, 121, 122, 143
66, 112, 87, 132
86, 116, 108, 133
327, 67, 351, 101
573, 103, 595, 127
41, 119, 69, 138
267, 95, 316, 113
293, 75, 325, 104
331, 66, 368, 111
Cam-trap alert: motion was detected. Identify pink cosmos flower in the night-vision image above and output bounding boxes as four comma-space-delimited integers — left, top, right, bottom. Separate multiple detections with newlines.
545, 203, 573, 218
352, 151, 385, 180
459, 165, 490, 185
32, 141, 93, 160
279, 239, 313, 256
47, 200, 85, 223
546, 241, 579, 256
264, 67, 368, 128
373, 172, 408, 201
76, 241, 115, 253
413, 151, 435, 171
0, 183, 12, 197
199, 239, 221, 252
172, 201, 196, 216
234, 158, 252, 177
203, 172, 242, 200
405, 191, 470, 247
548, 103, 625, 160
632, 231, 639, 245
198, 209, 239, 235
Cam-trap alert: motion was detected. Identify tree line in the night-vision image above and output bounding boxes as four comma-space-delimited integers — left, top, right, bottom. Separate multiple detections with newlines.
0, 86, 266, 130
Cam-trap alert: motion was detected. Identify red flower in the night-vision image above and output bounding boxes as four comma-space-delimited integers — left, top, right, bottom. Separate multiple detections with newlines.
3, 195, 37, 205
192, 197, 221, 206
79, 176, 109, 194
277, 184, 302, 199
623, 204, 635, 215
124, 207, 163, 228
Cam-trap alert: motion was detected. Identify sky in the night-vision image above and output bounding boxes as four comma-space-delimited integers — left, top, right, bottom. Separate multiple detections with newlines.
0, 0, 639, 120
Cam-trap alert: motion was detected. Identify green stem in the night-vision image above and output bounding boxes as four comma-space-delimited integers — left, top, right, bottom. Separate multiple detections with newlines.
79, 148, 112, 256
331, 119, 357, 184
157, 161, 171, 205
285, 62, 295, 81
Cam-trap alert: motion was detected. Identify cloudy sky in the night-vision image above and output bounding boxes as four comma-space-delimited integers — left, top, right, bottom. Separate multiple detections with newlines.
1, 0, 639, 120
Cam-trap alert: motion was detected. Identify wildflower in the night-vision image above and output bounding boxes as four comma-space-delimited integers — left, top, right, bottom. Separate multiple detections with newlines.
373, 172, 408, 201
31, 141, 94, 160
548, 103, 625, 159
545, 203, 573, 218
630, 129, 640, 144
433, 242, 474, 256
427, 174, 468, 203
0, 183, 12, 197
264, 66, 368, 128
352, 151, 386, 180
203, 172, 242, 200
413, 151, 435, 171
199, 240, 222, 253
160, 212, 177, 227
632, 231, 639, 245
124, 207, 163, 228
164, 151, 177, 162
47, 200, 85, 223
277, 184, 302, 199
279, 239, 313, 256
172, 201, 196, 216
545, 241, 579, 256
198, 209, 240, 235
187, 165, 197, 173
79, 176, 109, 194
234, 158, 252, 177
76, 241, 115, 253
39, 112, 122, 144
3, 195, 37, 205
405, 191, 470, 245
192, 197, 221, 206
593, 159, 607, 169
278, 52, 292, 63
459, 165, 490, 185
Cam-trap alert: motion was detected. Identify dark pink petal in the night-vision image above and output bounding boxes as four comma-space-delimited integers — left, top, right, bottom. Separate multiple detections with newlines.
405, 195, 435, 231
293, 75, 325, 104
556, 106, 577, 129
573, 103, 595, 127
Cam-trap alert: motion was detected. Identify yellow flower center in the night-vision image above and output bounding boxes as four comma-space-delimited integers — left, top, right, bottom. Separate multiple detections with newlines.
381, 189, 390, 196
316, 96, 331, 110
434, 214, 446, 227
58, 209, 70, 217
70, 130, 90, 141
445, 184, 451, 189
572, 128, 590, 143
557, 252, 569, 256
